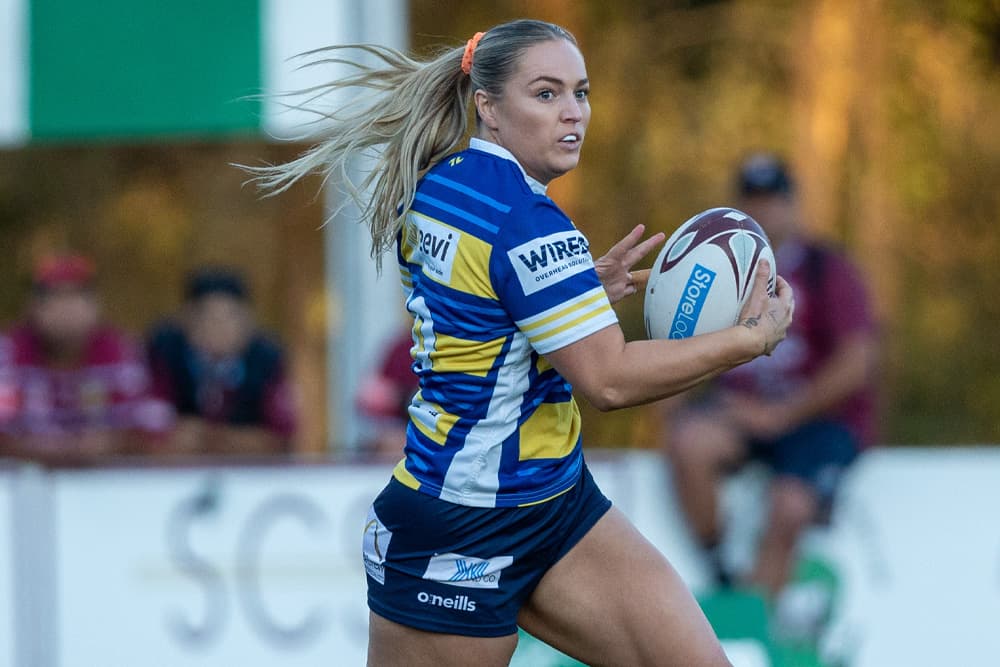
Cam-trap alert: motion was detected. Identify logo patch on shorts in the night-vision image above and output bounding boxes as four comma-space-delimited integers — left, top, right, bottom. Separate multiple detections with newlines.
362, 507, 392, 585
422, 552, 514, 589
508, 230, 593, 295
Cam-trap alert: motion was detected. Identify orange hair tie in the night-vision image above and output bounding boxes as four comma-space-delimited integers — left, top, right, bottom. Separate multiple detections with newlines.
461, 32, 485, 75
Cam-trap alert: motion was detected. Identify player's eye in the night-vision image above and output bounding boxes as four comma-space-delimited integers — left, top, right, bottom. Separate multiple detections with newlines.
537, 89, 555, 101
575, 88, 589, 100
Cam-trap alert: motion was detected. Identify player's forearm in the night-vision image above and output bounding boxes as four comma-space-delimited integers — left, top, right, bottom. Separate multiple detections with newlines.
564, 325, 762, 411
613, 326, 762, 408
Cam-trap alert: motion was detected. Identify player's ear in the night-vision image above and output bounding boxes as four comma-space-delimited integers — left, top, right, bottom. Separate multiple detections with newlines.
474, 90, 499, 131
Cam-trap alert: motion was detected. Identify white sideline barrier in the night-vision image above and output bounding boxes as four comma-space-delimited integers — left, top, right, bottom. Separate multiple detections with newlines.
38, 455, 705, 667
49, 464, 388, 667
3, 448, 1000, 666
821, 448, 1000, 667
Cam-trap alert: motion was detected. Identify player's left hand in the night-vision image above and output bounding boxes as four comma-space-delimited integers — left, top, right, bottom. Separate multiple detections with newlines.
594, 224, 665, 304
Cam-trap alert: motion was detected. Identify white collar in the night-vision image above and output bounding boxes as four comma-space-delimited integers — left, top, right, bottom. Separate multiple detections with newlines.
469, 137, 548, 196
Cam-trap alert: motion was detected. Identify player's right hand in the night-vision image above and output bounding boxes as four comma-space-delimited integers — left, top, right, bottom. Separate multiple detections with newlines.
738, 260, 794, 357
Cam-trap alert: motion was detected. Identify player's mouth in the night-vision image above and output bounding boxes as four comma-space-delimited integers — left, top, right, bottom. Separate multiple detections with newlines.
559, 133, 582, 149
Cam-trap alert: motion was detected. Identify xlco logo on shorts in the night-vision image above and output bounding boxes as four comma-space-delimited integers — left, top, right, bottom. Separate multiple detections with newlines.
422, 552, 514, 589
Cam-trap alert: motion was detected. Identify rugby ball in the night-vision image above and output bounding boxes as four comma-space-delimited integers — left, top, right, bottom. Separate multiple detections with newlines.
644, 207, 775, 340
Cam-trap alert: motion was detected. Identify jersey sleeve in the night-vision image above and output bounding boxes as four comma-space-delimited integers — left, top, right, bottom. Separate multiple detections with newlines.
491, 198, 617, 354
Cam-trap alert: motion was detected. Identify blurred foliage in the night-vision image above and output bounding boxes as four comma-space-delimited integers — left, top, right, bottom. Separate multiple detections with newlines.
410, 0, 1000, 446
1, 1, 997, 450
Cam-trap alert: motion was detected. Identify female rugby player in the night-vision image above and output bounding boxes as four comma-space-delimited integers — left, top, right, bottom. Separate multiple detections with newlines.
255, 18, 794, 667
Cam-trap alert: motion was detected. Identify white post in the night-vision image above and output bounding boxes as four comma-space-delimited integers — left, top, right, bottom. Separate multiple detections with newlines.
262, 0, 408, 455
323, 0, 409, 455
0, 0, 29, 146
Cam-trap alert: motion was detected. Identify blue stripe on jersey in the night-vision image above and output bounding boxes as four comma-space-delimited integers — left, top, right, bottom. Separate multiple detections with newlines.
424, 173, 512, 213
425, 289, 507, 318
406, 282, 512, 341
413, 192, 499, 235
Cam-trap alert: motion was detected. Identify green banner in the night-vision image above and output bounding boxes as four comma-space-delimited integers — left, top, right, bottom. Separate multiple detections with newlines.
29, 0, 261, 141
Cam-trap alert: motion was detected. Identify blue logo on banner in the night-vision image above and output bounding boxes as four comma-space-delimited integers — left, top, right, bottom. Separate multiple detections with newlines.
668, 264, 716, 338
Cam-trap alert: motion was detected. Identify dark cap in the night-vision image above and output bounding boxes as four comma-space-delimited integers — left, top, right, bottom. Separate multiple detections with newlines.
32, 254, 96, 291
738, 153, 794, 197
184, 267, 249, 302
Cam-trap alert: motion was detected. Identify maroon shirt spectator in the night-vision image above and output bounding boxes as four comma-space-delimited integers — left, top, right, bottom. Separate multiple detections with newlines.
720, 239, 877, 447
0, 254, 172, 466
662, 154, 881, 600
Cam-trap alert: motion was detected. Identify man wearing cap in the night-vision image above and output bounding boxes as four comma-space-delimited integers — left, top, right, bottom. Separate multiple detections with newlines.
145, 267, 297, 457
661, 154, 880, 599
0, 254, 172, 465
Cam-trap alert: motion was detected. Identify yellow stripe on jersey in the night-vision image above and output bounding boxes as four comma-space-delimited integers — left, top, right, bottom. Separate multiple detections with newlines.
533, 305, 614, 346
516, 484, 574, 507
428, 333, 505, 377
413, 316, 427, 359
450, 233, 496, 299
410, 396, 459, 446
393, 459, 421, 490
519, 288, 609, 335
518, 400, 582, 461
399, 266, 413, 293
516, 286, 615, 351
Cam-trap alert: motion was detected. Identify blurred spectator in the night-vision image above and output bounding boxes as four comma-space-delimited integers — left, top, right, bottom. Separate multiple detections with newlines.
661, 153, 880, 598
355, 325, 417, 462
0, 254, 172, 466
147, 267, 297, 457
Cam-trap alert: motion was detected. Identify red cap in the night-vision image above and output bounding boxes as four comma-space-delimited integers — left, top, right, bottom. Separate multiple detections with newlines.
32, 254, 96, 290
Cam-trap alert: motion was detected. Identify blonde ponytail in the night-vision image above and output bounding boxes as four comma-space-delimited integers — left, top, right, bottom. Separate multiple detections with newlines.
249, 20, 576, 269
248, 43, 472, 268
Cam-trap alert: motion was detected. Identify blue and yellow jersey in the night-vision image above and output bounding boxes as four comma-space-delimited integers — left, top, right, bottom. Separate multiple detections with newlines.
391, 139, 617, 508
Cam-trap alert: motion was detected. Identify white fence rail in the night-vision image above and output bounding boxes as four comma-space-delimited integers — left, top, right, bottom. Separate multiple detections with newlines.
2, 448, 999, 666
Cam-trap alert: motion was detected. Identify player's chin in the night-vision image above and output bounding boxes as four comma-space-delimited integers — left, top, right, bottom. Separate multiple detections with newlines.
550, 154, 582, 179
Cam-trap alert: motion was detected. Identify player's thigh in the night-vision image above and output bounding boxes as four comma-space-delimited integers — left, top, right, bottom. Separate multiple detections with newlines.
517, 507, 732, 667
367, 611, 517, 667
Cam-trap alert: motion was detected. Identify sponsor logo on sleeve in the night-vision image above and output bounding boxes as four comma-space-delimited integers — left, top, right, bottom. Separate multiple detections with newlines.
422, 552, 514, 589
412, 215, 459, 284
362, 507, 393, 585
507, 230, 593, 295
669, 264, 716, 339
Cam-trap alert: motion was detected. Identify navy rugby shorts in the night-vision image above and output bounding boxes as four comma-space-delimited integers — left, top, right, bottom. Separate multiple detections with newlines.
362, 464, 612, 637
